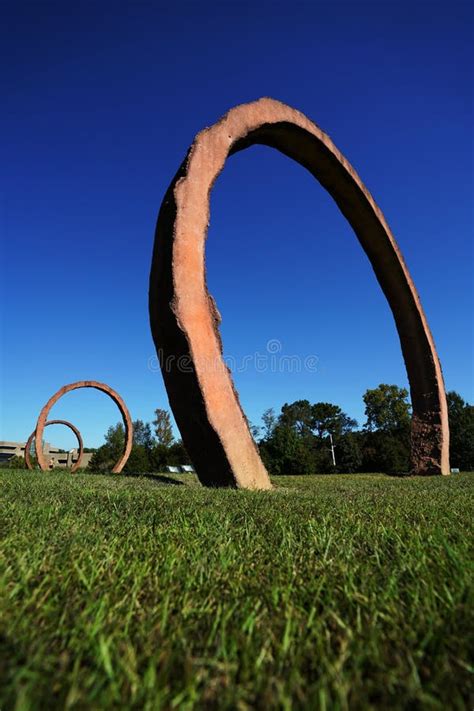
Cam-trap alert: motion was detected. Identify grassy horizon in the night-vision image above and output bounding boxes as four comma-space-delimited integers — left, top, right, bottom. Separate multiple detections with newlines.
1, 470, 472, 709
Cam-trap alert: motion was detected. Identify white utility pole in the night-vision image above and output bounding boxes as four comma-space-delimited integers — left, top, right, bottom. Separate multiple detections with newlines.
328, 433, 336, 467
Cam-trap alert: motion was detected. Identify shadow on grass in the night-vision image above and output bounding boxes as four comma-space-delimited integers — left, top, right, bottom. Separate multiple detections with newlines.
78, 470, 186, 486
132, 473, 185, 486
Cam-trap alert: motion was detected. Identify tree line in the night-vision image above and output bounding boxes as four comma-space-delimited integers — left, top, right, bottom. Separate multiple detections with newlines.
89, 409, 191, 473
256, 385, 473, 474
88, 384, 473, 475
7, 385, 469, 474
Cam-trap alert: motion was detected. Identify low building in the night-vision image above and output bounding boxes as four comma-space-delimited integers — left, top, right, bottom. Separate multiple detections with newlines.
0, 440, 93, 468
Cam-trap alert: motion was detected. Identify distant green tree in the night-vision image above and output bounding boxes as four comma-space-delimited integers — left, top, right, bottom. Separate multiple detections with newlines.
89, 423, 125, 471
133, 419, 155, 450
363, 384, 411, 433
153, 409, 174, 447
260, 400, 358, 475
336, 432, 363, 473
89, 422, 152, 473
88, 445, 114, 472
313, 446, 335, 474
261, 408, 277, 440
447, 391, 474, 470
124, 444, 151, 474
361, 430, 410, 474
105, 422, 126, 453
361, 384, 411, 474
311, 402, 357, 438
260, 424, 315, 475
279, 400, 313, 436
150, 444, 170, 471
309, 403, 357, 473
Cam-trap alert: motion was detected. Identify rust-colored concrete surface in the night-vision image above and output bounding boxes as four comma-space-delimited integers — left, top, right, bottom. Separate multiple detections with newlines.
34, 381, 133, 473
149, 97, 450, 486
25, 419, 84, 472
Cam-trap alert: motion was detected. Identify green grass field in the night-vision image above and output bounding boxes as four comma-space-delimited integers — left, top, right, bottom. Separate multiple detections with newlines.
0, 470, 472, 710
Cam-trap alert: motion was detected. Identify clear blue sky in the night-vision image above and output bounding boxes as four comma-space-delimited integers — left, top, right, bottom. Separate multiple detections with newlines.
1, 0, 472, 449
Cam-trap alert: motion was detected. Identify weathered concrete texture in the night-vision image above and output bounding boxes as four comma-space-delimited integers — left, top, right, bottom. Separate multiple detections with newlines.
149, 98, 450, 487
34, 381, 133, 473
25, 419, 84, 472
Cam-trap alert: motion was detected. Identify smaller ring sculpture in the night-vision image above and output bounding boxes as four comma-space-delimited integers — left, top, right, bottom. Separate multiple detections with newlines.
25, 419, 84, 472
33, 381, 133, 474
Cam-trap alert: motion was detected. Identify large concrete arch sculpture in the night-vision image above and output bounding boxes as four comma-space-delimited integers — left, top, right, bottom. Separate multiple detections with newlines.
34, 381, 133, 473
25, 419, 84, 472
149, 98, 450, 488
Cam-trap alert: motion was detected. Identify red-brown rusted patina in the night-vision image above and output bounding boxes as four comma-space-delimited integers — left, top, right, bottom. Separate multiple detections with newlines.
25, 419, 84, 472
34, 381, 133, 473
149, 98, 450, 488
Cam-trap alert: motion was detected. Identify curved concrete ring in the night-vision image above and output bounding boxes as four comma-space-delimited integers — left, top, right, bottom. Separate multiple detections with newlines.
149, 97, 449, 488
25, 419, 84, 472
34, 381, 133, 473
